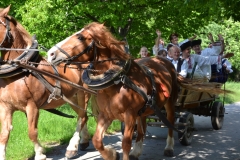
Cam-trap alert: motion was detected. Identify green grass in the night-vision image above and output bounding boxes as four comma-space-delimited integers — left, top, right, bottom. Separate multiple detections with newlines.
220, 81, 240, 104
6, 104, 78, 160
3, 81, 240, 160
5, 103, 120, 160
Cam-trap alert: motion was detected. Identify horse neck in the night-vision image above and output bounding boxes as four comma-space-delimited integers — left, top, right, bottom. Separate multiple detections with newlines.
93, 48, 114, 72
1, 31, 29, 60
36, 56, 82, 84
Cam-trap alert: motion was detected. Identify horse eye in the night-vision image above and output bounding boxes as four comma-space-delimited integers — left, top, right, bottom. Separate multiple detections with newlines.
77, 34, 86, 41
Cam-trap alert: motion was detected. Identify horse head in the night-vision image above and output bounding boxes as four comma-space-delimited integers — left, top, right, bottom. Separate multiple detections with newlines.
0, 6, 14, 48
47, 22, 130, 66
0, 5, 32, 60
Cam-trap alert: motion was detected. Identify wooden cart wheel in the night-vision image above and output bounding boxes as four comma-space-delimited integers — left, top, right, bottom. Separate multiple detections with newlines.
211, 101, 225, 130
178, 112, 194, 146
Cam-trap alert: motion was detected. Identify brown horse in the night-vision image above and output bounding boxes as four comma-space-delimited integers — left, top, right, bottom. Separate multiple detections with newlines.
0, 6, 91, 160
47, 22, 226, 160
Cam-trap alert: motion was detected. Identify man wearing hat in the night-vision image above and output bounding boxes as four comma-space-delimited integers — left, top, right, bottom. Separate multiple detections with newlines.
191, 39, 211, 80
191, 34, 224, 81
180, 41, 232, 80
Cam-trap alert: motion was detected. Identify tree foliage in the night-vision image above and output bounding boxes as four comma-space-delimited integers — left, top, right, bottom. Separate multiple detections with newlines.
1, 0, 240, 80
2, 0, 215, 54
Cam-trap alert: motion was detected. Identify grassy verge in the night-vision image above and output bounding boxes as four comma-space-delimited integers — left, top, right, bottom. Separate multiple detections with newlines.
220, 82, 240, 104
6, 102, 120, 160
4, 82, 240, 160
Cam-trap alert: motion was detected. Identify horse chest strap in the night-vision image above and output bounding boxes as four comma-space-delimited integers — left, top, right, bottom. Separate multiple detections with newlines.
121, 75, 150, 115
121, 75, 148, 102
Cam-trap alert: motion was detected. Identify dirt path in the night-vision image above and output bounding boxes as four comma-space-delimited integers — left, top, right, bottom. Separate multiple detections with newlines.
29, 103, 240, 160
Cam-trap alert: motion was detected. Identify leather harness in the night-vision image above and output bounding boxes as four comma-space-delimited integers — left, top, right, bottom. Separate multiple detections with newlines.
52, 35, 185, 133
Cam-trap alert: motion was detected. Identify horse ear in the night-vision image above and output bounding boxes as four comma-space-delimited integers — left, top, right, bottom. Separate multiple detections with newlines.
0, 5, 11, 17
102, 22, 106, 26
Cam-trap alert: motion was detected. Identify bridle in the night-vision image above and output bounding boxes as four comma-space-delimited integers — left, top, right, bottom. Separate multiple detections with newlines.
52, 32, 118, 66
54, 40, 95, 64
0, 17, 13, 47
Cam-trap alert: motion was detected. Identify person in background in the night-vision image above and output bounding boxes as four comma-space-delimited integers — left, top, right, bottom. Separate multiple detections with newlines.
203, 33, 226, 82
156, 49, 168, 58
152, 29, 165, 55
208, 42, 213, 48
139, 46, 150, 58
166, 44, 174, 61
168, 45, 188, 77
180, 41, 233, 80
166, 32, 197, 49
191, 33, 223, 80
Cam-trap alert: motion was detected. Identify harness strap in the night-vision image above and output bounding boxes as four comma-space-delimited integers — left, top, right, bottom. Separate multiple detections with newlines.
142, 65, 184, 133
30, 63, 62, 106
0, 18, 10, 46
190, 62, 198, 79
45, 109, 75, 118
5, 19, 13, 44
120, 75, 148, 103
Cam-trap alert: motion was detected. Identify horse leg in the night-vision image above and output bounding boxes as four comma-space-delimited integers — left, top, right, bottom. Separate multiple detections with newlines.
122, 115, 137, 160
0, 105, 13, 160
92, 113, 119, 160
65, 90, 91, 158
79, 91, 91, 150
26, 102, 46, 160
129, 116, 146, 160
163, 100, 175, 157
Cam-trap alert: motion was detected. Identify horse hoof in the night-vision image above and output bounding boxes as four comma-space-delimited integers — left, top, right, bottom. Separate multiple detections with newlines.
164, 149, 174, 157
79, 142, 89, 151
65, 150, 78, 159
129, 155, 139, 160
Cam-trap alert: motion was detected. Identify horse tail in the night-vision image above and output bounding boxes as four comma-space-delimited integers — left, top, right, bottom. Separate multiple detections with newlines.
176, 74, 232, 95
90, 95, 100, 121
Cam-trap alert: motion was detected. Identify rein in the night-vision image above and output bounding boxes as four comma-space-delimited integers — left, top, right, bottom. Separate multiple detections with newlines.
0, 47, 47, 52
14, 59, 97, 95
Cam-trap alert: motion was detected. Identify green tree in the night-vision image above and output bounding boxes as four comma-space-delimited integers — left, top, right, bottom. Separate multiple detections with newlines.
1, 1, 240, 80
9, 0, 214, 56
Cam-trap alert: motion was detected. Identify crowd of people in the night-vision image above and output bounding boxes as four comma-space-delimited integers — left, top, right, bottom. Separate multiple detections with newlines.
138, 29, 234, 83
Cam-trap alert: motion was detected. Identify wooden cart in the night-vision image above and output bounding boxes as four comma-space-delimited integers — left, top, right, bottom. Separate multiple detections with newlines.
146, 86, 225, 146
121, 85, 225, 146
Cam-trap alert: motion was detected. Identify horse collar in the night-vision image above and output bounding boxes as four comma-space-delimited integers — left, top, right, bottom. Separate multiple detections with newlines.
0, 40, 39, 78
82, 59, 131, 90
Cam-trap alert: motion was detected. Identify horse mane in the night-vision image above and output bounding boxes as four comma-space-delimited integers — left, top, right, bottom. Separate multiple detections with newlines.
0, 8, 32, 47
84, 22, 132, 60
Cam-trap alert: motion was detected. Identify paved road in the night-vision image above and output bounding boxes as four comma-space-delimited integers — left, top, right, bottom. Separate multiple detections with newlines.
42, 102, 240, 160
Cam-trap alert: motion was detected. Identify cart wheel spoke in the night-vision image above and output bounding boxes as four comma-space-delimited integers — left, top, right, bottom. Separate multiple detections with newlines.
178, 112, 194, 146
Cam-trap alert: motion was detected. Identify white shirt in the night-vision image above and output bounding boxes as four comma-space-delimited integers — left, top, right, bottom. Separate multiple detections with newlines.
195, 45, 222, 79
222, 58, 233, 73
167, 54, 173, 61
187, 54, 221, 79
171, 59, 188, 78
201, 46, 221, 56
152, 44, 164, 55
